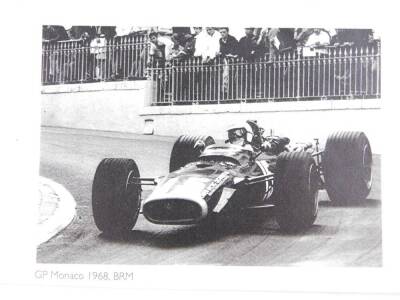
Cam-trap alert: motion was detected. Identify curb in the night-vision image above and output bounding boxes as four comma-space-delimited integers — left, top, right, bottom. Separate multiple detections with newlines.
37, 177, 76, 245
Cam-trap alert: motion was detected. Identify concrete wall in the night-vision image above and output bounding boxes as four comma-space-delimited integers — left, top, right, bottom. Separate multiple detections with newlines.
41, 81, 147, 133
42, 81, 382, 151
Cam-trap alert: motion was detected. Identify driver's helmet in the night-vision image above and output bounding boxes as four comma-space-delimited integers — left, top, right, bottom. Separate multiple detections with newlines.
227, 123, 254, 146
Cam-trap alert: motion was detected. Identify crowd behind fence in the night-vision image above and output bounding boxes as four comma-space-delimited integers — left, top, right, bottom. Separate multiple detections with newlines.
41, 35, 149, 84
41, 29, 381, 105
148, 42, 380, 105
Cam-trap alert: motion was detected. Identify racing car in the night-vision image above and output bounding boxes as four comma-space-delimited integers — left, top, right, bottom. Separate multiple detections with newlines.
91, 120, 372, 233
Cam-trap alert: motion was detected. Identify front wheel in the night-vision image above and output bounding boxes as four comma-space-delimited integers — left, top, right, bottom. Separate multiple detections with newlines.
92, 158, 142, 234
275, 152, 319, 232
323, 131, 372, 205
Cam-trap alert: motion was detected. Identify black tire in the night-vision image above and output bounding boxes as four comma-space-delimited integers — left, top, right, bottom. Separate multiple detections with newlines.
275, 152, 319, 232
92, 158, 142, 234
169, 135, 215, 172
323, 131, 372, 205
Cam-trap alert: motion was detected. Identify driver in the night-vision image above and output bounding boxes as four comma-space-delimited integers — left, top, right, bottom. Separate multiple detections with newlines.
226, 122, 254, 151
226, 120, 290, 155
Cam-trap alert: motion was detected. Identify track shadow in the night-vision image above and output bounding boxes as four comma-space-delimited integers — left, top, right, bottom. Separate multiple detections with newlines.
96, 197, 381, 248
97, 209, 329, 248
319, 198, 381, 208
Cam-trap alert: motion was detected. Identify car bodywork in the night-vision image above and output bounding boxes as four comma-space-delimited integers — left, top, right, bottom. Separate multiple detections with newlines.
135, 143, 316, 225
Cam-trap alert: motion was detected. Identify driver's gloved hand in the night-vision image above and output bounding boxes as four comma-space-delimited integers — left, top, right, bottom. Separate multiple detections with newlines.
261, 141, 274, 153
262, 137, 290, 154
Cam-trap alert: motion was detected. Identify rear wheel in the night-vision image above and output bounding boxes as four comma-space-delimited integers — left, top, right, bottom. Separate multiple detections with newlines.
169, 135, 215, 172
323, 131, 372, 205
92, 158, 142, 234
275, 152, 319, 232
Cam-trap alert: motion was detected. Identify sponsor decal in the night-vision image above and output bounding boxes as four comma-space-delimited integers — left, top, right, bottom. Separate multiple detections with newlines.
213, 187, 236, 213
201, 171, 231, 199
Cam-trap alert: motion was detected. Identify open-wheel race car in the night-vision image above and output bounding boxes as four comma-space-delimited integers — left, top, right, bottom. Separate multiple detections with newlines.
92, 120, 373, 234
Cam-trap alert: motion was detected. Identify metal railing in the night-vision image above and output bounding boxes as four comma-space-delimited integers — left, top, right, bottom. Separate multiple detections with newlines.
41, 35, 149, 84
147, 42, 381, 105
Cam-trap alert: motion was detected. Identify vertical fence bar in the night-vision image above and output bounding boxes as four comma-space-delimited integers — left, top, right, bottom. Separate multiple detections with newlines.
59, 42, 64, 83
200, 61, 204, 102
306, 53, 310, 98
56, 42, 60, 83
54, 42, 59, 83
321, 49, 329, 97
63, 42, 71, 83
296, 48, 300, 99
208, 62, 212, 102
132, 36, 137, 78
366, 45, 370, 96
270, 55, 274, 99
78, 41, 82, 82
257, 58, 261, 100
354, 48, 359, 95
344, 46, 348, 96
370, 44, 374, 96
71, 41, 75, 81
282, 52, 285, 99
333, 47, 336, 97
339, 46, 343, 97
128, 36, 132, 78
277, 54, 281, 100
75, 41, 79, 82
290, 51, 294, 98
235, 58, 238, 101
229, 59, 233, 101
376, 41, 381, 96
188, 59, 192, 102
154, 62, 158, 104
66, 41, 70, 82
317, 52, 321, 97
312, 52, 316, 98
349, 47, 353, 96
360, 46, 364, 97
180, 61, 183, 102
41, 43, 46, 84
70, 41, 74, 82
217, 58, 221, 103
249, 59, 253, 100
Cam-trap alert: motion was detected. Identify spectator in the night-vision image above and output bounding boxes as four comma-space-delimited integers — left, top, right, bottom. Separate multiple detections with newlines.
238, 27, 259, 61
256, 28, 281, 59
68, 26, 97, 40
42, 25, 69, 42
331, 29, 373, 47
171, 27, 190, 49
219, 27, 239, 57
302, 28, 331, 56
147, 32, 175, 67
277, 28, 296, 51
218, 27, 239, 97
96, 26, 116, 39
202, 27, 221, 63
304, 28, 331, 47
172, 34, 195, 60
90, 34, 107, 80
170, 28, 195, 61
193, 27, 208, 59
294, 28, 311, 47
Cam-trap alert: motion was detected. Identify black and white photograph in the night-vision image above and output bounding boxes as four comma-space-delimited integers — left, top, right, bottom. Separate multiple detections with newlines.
3, 1, 400, 299
38, 24, 381, 266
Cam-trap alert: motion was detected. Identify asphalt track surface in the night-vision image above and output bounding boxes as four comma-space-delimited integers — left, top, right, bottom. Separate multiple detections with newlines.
37, 127, 382, 266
